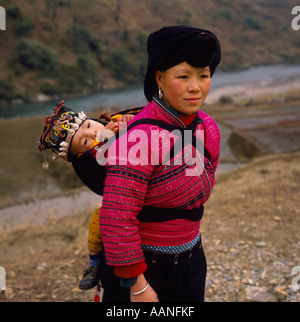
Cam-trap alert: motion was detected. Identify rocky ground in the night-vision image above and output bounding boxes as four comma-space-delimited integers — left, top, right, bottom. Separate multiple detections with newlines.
203, 152, 300, 302
1, 94, 300, 302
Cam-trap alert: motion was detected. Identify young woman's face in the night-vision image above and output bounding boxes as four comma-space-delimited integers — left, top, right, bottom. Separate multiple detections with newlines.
155, 61, 211, 115
70, 119, 105, 155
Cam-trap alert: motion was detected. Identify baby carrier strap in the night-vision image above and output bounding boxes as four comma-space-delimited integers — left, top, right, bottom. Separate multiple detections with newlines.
126, 116, 211, 163
128, 116, 208, 223
137, 204, 204, 222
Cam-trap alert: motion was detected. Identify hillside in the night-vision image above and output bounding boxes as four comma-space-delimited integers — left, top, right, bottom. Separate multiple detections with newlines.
0, 0, 300, 103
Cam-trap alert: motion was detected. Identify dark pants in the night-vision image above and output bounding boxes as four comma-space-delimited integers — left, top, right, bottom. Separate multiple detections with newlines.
102, 240, 207, 302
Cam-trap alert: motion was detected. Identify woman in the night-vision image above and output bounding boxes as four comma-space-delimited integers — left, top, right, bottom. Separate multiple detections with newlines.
99, 25, 221, 302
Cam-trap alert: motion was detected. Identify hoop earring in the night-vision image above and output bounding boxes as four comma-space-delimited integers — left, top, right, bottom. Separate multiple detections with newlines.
159, 88, 163, 99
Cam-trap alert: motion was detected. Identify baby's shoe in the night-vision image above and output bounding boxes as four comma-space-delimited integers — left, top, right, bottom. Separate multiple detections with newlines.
79, 265, 101, 290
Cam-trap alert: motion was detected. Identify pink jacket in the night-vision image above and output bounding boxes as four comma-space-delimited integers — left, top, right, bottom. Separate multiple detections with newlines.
99, 97, 220, 268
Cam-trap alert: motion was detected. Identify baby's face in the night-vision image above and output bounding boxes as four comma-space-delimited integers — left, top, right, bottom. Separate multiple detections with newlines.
70, 119, 105, 155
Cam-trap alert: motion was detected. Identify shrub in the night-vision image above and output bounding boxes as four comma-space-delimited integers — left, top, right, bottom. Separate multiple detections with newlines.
67, 25, 103, 55
77, 53, 95, 72
0, 79, 15, 101
67, 25, 90, 53
39, 82, 62, 96
243, 16, 263, 30
14, 39, 59, 74
107, 49, 131, 80
218, 9, 232, 21
15, 19, 35, 37
6, 5, 22, 20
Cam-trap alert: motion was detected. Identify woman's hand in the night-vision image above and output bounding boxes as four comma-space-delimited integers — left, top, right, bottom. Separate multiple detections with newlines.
130, 274, 159, 302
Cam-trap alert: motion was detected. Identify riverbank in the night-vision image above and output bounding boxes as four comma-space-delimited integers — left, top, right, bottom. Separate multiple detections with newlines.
206, 73, 300, 105
2, 64, 300, 120
1, 84, 300, 301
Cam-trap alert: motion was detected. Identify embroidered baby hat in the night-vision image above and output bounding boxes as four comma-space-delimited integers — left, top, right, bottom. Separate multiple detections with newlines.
38, 100, 87, 162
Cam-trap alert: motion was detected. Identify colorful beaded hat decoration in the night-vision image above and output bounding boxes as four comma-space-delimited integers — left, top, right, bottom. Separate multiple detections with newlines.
38, 100, 87, 162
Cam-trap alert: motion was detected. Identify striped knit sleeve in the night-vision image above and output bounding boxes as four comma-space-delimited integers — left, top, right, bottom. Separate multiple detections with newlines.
99, 127, 155, 267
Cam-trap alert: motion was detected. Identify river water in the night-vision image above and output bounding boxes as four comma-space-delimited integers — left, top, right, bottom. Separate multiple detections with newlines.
1, 64, 300, 119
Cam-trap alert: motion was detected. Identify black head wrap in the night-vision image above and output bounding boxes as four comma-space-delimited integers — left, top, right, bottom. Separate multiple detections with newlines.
144, 25, 221, 102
